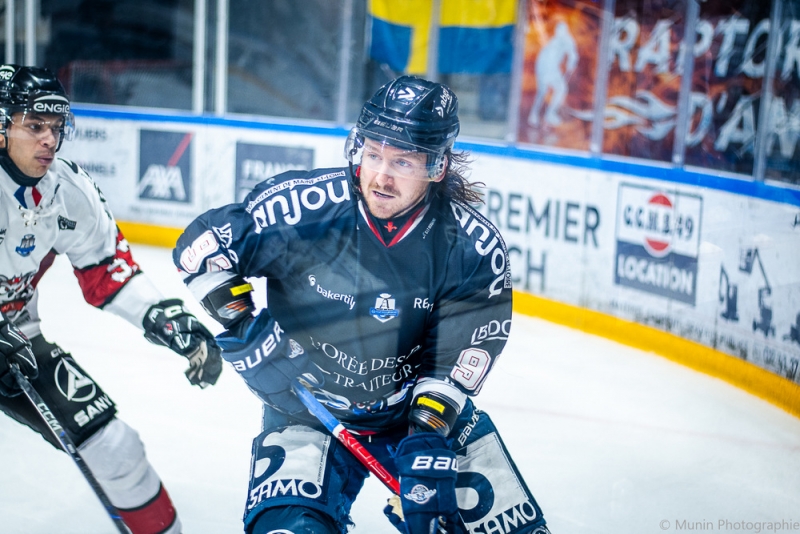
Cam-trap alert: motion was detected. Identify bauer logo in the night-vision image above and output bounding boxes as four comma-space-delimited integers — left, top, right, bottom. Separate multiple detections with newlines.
235, 142, 314, 203
138, 130, 193, 203
614, 184, 702, 305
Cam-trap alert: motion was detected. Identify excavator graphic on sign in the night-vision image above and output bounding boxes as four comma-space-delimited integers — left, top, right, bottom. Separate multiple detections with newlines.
718, 248, 775, 337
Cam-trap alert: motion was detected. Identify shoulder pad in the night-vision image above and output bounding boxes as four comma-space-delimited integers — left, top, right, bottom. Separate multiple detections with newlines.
58, 158, 80, 175
244, 167, 352, 234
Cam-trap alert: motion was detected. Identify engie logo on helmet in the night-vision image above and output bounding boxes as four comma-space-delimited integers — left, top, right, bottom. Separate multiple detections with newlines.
0, 65, 15, 80
32, 95, 70, 114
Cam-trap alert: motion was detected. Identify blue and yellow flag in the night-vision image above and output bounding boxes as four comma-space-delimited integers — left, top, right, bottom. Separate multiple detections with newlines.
369, 0, 516, 75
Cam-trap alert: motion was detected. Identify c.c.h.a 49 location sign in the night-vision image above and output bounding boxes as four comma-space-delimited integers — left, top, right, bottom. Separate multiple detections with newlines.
614, 183, 703, 306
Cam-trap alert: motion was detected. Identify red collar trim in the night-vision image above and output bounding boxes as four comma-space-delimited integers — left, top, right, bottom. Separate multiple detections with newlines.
359, 202, 429, 247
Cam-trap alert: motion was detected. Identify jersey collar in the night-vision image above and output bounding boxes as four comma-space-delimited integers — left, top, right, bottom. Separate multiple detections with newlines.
358, 200, 430, 247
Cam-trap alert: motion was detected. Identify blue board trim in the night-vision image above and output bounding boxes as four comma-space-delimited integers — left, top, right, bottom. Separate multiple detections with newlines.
72, 106, 800, 208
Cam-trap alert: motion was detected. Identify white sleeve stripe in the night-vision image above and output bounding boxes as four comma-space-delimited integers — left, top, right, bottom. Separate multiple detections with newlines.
104, 274, 165, 330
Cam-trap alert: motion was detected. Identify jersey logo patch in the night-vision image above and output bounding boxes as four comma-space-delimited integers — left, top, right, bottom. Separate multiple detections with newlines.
15, 234, 35, 257
58, 215, 77, 230
369, 293, 399, 323
55, 359, 97, 402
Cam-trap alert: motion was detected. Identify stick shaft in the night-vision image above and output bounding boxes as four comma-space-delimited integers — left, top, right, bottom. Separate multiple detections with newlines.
291, 379, 400, 494
10, 365, 130, 534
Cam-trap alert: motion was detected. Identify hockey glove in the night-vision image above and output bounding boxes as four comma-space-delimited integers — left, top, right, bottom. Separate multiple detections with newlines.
215, 308, 323, 415
143, 299, 223, 388
384, 432, 463, 534
0, 313, 38, 397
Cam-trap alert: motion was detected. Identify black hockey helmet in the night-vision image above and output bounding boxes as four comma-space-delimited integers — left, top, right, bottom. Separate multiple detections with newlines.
345, 76, 460, 181
0, 64, 75, 152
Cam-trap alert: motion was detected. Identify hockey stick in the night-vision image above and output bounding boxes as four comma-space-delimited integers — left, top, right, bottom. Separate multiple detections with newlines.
9, 364, 131, 534
292, 379, 464, 533
290, 378, 400, 494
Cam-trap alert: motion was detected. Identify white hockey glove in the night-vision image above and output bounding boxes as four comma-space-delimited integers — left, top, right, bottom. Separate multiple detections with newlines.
143, 299, 223, 388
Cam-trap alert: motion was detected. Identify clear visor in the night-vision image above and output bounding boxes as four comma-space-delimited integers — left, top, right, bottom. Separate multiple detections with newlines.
10, 111, 76, 144
344, 128, 445, 182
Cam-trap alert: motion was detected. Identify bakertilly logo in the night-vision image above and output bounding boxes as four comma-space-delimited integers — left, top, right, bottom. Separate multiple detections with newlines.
245, 171, 350, 233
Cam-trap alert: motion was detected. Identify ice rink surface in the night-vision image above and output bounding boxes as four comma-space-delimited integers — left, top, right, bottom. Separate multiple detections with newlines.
2, 244, 799, 534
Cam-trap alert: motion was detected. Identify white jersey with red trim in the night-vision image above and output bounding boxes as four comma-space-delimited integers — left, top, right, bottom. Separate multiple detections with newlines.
0, 157, 164, 338
174, 167, 513, 430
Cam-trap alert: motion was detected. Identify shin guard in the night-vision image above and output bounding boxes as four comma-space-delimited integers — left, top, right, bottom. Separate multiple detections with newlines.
79, 418, 182, 534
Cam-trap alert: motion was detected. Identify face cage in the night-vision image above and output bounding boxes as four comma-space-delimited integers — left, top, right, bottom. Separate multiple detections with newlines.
4, 109, 76, 152
344, 128, 446, 182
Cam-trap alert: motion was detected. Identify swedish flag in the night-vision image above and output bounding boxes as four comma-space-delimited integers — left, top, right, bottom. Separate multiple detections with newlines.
369, 0, 516, 75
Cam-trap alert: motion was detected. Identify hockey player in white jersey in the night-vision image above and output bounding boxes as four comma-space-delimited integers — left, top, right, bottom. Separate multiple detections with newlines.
0, 65, 223, 534
175, 76, 552, 534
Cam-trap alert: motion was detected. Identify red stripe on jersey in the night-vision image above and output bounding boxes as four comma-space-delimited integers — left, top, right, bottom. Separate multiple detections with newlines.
73, 228, 141, 308
31, 249, 57, 288
118, 484, 178, 534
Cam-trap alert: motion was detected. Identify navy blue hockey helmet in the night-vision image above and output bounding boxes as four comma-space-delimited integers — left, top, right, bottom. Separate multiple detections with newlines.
345, 76, 460, 181
0, 64, 75, 151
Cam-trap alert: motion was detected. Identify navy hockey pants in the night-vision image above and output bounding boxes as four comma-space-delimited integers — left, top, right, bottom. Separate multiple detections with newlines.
244, 399, 549, 534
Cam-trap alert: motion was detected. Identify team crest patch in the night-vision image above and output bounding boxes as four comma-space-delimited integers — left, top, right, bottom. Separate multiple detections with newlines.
370, 293, 399, 323
58, 215, 77, 230
288, 339, 305, 358
404, 484, 437, 505
15, 234, 35, 256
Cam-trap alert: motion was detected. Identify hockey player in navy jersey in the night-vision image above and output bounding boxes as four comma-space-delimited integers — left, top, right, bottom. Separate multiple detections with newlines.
0, 65, 223, 534
175, 76, 551, 534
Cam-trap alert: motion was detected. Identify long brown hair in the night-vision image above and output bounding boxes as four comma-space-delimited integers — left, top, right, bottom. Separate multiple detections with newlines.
433, 149, 484, 204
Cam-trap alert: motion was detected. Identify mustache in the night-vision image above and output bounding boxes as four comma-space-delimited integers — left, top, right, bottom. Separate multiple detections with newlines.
371, 184, 400, 196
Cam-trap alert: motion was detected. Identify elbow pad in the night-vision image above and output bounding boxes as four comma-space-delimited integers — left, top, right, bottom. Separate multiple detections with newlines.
200, 276, 256, 330
408, 391, 461, 437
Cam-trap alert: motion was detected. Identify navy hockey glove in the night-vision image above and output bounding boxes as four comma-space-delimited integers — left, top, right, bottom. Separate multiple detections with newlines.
143, 299, 223, 388
384, 432, 462, 534
0, 313, 38, 397
215, 308, 323, 415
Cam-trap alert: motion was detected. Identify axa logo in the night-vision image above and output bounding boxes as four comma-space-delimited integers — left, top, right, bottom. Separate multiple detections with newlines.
55, 359, 96, 402
139, 164, 187, 200
248, 174, 350, 234
370, 293, 399, 323
138, 130, 193, 203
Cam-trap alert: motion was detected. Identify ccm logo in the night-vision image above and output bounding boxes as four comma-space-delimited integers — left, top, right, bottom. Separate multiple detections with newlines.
411, 456, 458, 471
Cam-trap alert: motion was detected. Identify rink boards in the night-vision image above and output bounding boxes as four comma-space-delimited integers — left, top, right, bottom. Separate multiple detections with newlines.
59, 107, 800, 417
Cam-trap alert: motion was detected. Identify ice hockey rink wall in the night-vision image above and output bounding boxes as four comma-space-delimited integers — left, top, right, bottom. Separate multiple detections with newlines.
60, 107, 800, 418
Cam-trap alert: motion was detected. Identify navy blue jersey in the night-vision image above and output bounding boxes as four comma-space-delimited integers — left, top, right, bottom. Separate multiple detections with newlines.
174, 167, 512, 430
